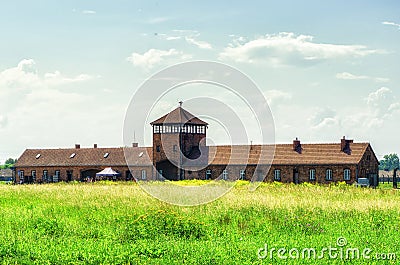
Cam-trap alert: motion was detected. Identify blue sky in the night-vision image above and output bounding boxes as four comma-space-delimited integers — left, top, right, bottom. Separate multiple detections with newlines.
0, 0, 399, 162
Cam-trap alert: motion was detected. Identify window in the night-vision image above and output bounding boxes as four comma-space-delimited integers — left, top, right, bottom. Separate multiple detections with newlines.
104, 153, 109, 158
274, 169, 281, 181
326, 169, 333, 181
35, 154, 41, 159
19, 170, 24, 182
344, 169, 351, 181
54, 170, 60, 182
366, 155, 371, 161
156, 145, 161, 152
43, 170, 48, 180
173, 145, 178, 152
31, 170, 36, 182
206, 170, 212, 180
239, 170, 245, 180
154, 125, 160, 133
309, 169, 316, 181
141, 170, 146, 180
70, 153, 76, 158
222, 170, 228, 180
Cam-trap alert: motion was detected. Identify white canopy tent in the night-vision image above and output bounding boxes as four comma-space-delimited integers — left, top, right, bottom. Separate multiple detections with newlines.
96, 167, 120, 180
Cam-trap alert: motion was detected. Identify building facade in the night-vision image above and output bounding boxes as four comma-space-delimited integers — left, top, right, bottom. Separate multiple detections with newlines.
14, 106, 379, 185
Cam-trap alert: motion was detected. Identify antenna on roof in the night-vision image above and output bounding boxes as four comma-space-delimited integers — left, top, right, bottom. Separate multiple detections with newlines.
179, 101, 183, 107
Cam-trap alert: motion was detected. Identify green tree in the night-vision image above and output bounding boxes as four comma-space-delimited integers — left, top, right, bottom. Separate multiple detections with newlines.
5, 158, 16, 165
379, 153, 399, 170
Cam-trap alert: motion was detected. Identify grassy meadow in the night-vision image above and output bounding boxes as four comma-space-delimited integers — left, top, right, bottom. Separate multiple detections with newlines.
0, 181, 399, 264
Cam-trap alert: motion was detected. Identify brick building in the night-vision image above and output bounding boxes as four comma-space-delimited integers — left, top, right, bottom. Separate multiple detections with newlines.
14, 106, 379, 185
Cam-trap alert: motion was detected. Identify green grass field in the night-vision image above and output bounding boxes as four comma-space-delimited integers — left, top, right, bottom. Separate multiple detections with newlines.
0, 181, 399, 264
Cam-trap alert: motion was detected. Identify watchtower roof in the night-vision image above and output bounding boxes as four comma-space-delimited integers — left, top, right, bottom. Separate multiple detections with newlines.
150, 107, 208, 125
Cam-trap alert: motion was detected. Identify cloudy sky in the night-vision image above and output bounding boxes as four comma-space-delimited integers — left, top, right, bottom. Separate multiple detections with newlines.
1, 0, 399, 163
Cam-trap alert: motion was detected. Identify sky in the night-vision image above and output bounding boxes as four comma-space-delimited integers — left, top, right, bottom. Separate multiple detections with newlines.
0, 0, 399, 163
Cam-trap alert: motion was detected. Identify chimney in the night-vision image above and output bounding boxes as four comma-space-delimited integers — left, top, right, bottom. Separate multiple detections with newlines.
293, 137, 302, 153
94, 144, 98, 148
132, 142, 138, 148
75, 144, 80, 149
341, 136, 353, 154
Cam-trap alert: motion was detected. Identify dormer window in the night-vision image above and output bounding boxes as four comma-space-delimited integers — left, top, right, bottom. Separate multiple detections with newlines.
35, 154, 41, 159
70, 153, 76, 158
104, 153, 109, 158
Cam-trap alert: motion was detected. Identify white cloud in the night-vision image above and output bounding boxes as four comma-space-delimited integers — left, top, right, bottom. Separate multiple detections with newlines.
263, 89, 292, 106
44, 71, 93, 86
0, 60, 116, 160
126, 49, 192, 70
82, 10, 96, 14
382, 21, 400, 29
336, 72, 389, 82
309, 107, 338, 129
0, 59, 94, 91
364, 87, 400, 120
219, 32, 384, 66
184, 37, 212, 49
336, 72, 369, 80
158, 30, 212, 49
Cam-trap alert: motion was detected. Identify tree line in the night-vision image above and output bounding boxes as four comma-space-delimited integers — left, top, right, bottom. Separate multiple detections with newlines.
0, 158, 17, 169
379, 153, 399, 171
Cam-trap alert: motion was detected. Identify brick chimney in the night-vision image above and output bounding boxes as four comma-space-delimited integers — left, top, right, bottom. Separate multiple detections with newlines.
132, 142, 138, 148
94, 144, 98, 148
293, 137, 302, 153
75, 144, 80, 149
341, 136, 353, 154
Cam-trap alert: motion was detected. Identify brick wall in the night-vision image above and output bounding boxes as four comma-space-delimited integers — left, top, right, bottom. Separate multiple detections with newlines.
14, 166, 153, 183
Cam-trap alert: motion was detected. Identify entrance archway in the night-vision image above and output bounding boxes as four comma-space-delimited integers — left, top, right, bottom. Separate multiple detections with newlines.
81, 169, 98, 182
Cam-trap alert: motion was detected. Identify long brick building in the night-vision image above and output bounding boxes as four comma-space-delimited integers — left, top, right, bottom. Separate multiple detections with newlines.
14, 106, 379, 185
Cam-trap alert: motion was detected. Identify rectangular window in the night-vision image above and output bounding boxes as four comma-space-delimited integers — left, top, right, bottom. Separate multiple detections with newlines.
206, 169, 212, 180
141, 170, 146, 180
222, 170, 228, 180
156, 145, 161, 152
240, 170, 245, 180
54, 170, 60, 182
19, 170, 24, 182
173, 145, 177, 152
344, 169, 351, 181
31, 170, 36, 182
274, 169, 281, 181
309, 169, 316, 181
43, 170, 48, 182
326, 169, 333, 181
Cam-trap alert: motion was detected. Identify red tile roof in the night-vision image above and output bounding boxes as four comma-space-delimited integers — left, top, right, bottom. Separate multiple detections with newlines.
15, 147, 153, 167
208, 143, 370, 165
15, 142, 370, 168
150, 107, 208, 125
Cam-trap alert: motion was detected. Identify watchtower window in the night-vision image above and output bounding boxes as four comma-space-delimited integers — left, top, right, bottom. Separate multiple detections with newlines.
206, 170, 212, 180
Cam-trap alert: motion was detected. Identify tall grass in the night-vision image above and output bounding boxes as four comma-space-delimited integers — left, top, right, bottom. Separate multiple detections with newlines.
0, 181, 398, 264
